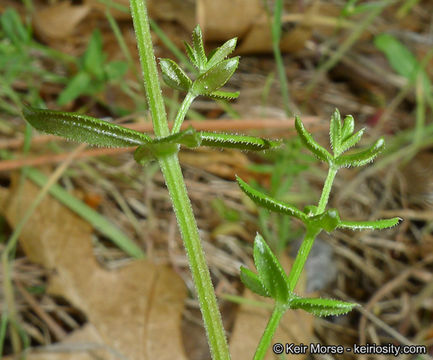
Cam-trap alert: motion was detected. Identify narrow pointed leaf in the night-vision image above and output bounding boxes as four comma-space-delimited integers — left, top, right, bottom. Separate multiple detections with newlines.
335, 138, 385, 167
83, 30, 105, 80
236, 176, 307, 221
208, 90, 240, 100
295, 116, 332, 163
240, 266, 270, 297
191, 57, 239, 96
206, 38, 237, 70
339, 128, 365, 154
192, 25, 207, 71
57, 72, 91, 106
159, 58, 192, 92
200, 132, 279, 151
338, 217, 401, 230
184, 41, 197, 66
253, 233, 290, 303
290, 297, 357, 317
329, 109, 342, 153
23, 106, 151, 147
341, 115, 355, 141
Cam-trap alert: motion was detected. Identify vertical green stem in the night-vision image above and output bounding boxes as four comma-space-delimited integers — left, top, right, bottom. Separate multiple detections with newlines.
129, 0, 169, 138
159, 154, 230, 360
287, 227, 320, 292
129, 1, 230, 359
316, 165, 337, 214
171, 92, 196, 134
253, 305, 285, 360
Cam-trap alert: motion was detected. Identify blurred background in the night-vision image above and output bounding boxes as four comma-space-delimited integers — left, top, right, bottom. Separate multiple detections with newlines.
0, 0, 433, 359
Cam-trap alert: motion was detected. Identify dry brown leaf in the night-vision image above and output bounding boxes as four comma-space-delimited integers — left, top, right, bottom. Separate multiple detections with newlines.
148, 0, 195, 31
197, 0, 264, 41
230, 255, 313, 360
33, 2, 90, 42
3, 178, 187, 360
237, 13, 312, 54
197, 0, 346, 54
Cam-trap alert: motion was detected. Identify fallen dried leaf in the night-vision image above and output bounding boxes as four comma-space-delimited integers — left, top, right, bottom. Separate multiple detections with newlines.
3, 178, 187, 360
33, 2, 90, 42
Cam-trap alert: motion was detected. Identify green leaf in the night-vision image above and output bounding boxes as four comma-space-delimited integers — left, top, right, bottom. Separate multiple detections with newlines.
184, 41, 197, 66
338, 217, 401, 230
83, 30, 105, 79
159, 58, 192, 92
155, 127, 202, 148
253, 233, 290, 303
192, 25, 207, 72
341, 115, 355, 141
200, 132, 279, 151
191, 57, 239, 96
290, 297, 357, 317
236, 176, 307, 221
57, 72, 92, 106
240, 266, 270, 297
208, 90, 240, 100
295, 116, 332, 163
375, 34, 431, 99
133, 128, 202, 165
206, 37, 237, 70
105, 61, 128, 81
134, 142, 178, 165
339, 128, 365, 154
22, 106, 151, 147
334, 137, 384, 167
375, 34, 420, 80
308, 208, 341, 233
329, 109, 342, 154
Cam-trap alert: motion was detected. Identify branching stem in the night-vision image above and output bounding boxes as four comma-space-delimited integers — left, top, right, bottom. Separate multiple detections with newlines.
129, 1, 230, 359
253, 305, 285, 360
316, 165, 338, 214
172, 92, 196, 134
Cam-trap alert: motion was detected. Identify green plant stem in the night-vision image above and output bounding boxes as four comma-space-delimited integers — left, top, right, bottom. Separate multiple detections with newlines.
253, 305, 285, 360
287, 227, 320, 292
171, 92, 196, 134
158, 154, 230, 360
129, 1, 230, 359
129, 0, 169, 138
316, 165, 337, 214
